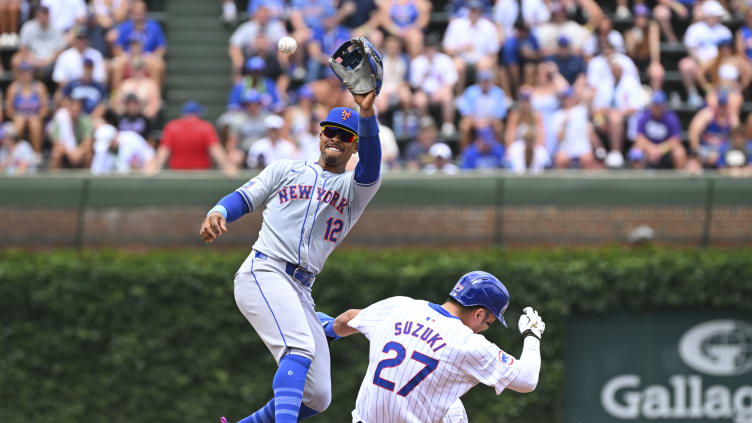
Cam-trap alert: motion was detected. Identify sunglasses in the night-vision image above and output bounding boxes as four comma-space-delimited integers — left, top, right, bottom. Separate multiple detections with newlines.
321, 125, 358, 143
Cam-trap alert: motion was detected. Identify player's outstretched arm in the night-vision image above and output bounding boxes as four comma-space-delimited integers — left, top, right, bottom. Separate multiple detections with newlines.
199, 191, 251, 243
317, 309, 362, 340
352, 92, 382, 186
507, 307, 545, 393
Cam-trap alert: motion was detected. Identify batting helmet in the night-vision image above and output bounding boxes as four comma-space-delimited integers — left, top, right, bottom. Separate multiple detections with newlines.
449, 271, 510, 327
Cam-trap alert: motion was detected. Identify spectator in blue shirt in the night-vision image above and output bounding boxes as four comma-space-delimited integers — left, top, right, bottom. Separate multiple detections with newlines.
110, 1, 166, 86
501, 21, 540, 99
306, 10, 351, 81
62, 57, 108, 120
546, 36, 586, 88
248, 0, 287, 21
629, 91, 686, 169
461, 125, 506, 169
227, 56, 281, 112
457, 69, 507, 150
289, 0, 336, 42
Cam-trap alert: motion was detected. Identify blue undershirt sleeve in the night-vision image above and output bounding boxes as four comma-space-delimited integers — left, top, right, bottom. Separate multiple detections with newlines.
209, 191, 250, 223
354, 115, 381, 185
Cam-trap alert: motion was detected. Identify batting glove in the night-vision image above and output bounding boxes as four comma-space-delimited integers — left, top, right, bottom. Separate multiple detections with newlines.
317, 311, 341, 341
517, 307, 545, 341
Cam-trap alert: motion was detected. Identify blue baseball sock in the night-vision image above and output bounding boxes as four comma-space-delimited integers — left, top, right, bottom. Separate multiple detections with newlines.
272, 354, 312, 423
237, 399, 274, 423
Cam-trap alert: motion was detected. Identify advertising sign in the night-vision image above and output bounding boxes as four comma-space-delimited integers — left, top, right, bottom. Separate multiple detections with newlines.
565, 312, 752, 423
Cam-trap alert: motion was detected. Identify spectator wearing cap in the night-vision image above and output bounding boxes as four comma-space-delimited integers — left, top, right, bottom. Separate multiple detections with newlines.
404, 115, 438, 170
551, 88, 600, 169
113, 58, 161, 120
227, 56, 281, 111
283, 84, 317, 140
228, 3, 288, 79
442, 0, 499, 91
546, 36, 586, 89
52, 26, 107, 87
461, 125, 506, 170
247, 114, 298, 168
409, 33, 458, 138
146, 101, 236, 176
506, 128, 549, 174
61, 58, 108, 121
535, 2, 589, 56
41, 0, 87, 33
91, 124, 155, 174
423, 142, 459, 174
679, 0, 732, 107
583, 18, 625, 59
49, 93, 94, 169
687, 90, 738, 171
378, 0, 431, 58
625, 4, 665, 91
629, 91, 686, 169
698, 37, 751, 119
457, 69, 507, 150
225, 90, 270, 167
5, 62, 49, 152
374, 36, 411, 115
0, 123, 40, 174
504, 89, 544, 149
13, 6, 65, 78
289, 0, 337, 43
306, 9, 351, 81
500, 21, 540, 100
736, 9, 752, 64
117, 93, 153, 142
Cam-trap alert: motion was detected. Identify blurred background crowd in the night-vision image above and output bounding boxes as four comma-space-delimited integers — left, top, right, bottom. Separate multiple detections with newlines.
2, 0, 752, 176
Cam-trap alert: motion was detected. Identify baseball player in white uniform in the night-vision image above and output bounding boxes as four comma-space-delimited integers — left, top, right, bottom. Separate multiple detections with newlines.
199, 88, 381, 423
317, 271, 545, 423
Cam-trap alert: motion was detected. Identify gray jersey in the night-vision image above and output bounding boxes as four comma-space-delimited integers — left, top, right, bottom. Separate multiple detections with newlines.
236, 159, 381, 274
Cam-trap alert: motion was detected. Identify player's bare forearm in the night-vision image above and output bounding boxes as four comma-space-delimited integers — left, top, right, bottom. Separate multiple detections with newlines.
199, 212, 227, 243
333, 309, 361, 337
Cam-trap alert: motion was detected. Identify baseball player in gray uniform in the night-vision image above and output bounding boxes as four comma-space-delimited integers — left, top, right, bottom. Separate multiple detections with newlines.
199, 85, 381, 423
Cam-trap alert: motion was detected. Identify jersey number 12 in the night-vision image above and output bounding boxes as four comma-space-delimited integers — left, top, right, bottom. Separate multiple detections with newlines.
324, 217, 343, 242
373, 341, 439, 397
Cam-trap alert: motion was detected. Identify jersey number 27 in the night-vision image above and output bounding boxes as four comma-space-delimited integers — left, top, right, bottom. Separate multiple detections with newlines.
373, 341, 439, 397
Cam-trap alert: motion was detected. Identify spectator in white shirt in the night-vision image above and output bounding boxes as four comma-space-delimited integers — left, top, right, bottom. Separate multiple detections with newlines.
410, 33, 458, 137
583, 17, 625, 59
13, 6, 65, 78
91, 124, 155, 174
247, 114, 298, 169
506, 128, 549, 173
0, 123, 39, 175
552, 88, 600, 169
52, 26, 107, 86
423, 142, 459, 174
41, 0, 87, 33
492, 0, 550, 39
442, 0, 500, 90
535, 3, 589, 56
228, 4, 288, 79
679, 0, 732, 107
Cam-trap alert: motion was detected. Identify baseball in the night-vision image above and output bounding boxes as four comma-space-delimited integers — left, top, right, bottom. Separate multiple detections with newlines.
278, 36, 297, 54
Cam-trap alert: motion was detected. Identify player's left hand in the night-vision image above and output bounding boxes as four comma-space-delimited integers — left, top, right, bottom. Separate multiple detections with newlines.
518, 307, 545, 340
317, 311, 341, 341
352, 91, 376, 113
199, 212, 228, 243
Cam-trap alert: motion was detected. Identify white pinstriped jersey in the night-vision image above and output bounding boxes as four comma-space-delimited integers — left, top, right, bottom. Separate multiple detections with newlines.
348, 297, 520, 423
235, 159, 381, 274
443, 399, 468, 422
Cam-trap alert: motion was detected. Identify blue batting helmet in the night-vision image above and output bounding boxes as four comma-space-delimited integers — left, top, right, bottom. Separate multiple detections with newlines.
449, 271, 510, 327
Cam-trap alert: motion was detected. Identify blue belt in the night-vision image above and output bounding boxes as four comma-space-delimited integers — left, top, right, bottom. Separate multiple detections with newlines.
255, 251, 315, 287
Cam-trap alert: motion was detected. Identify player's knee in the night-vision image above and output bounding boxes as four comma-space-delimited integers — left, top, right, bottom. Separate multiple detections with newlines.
305, 383, 332, 412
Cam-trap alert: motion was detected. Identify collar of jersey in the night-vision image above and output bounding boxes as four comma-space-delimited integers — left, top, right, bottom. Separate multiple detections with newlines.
429, 302, 460, 320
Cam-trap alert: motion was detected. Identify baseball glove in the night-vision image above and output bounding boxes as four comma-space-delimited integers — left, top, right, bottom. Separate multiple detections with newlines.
328, 37, 383, 96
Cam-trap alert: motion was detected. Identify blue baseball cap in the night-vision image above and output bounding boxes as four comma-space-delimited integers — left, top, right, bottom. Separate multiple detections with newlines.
716, 37, 733, 48
18, 61, 33, 71
651, 90, 667, 105
245, 56, 266, 72
297, 84, 315, 101
320, 107, 359, 136
242, 89, 263, 104
557, 35, 570, 47
182, 100, 205, 116
634, 4, 650, 17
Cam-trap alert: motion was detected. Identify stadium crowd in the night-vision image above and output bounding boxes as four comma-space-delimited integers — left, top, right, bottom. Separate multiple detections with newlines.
2, 0, 752, 176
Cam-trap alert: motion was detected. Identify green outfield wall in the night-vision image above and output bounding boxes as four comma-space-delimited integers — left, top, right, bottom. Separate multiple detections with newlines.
2, 172, 752, 247
1, 248, 751, 423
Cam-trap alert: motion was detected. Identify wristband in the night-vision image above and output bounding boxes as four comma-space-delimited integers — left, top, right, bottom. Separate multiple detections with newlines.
521, 329, 541, 341
324, 321, 341, 340
208, 205, 227, 218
